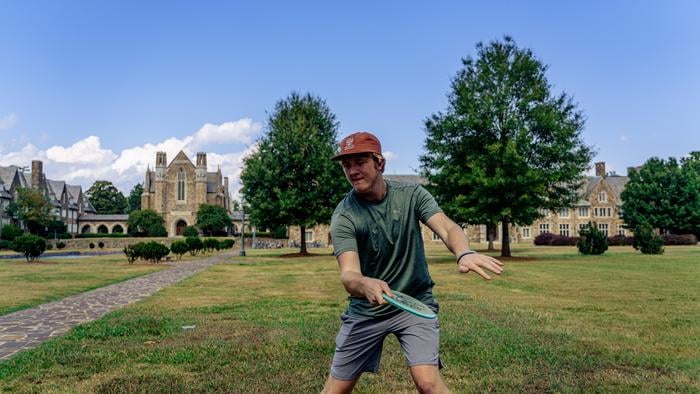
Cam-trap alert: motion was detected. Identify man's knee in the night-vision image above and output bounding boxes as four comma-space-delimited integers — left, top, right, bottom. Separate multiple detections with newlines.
410, 366, 449, 394
322, 374, 358, 394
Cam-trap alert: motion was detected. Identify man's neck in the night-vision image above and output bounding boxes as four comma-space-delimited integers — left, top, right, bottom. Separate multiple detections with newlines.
356, 176, 387, 202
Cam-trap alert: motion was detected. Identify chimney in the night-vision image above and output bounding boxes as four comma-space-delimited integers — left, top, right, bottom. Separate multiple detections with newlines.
31, 160, 43, 190
595, 162, 606, 178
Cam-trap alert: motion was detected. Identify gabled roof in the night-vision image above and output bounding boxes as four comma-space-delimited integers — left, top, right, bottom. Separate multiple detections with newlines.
47, 180, 66, 205
170, 150, 194, 166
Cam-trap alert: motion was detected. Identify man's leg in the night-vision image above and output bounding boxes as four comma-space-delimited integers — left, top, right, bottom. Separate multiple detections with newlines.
409, 365, 450, 394
321, 375, 359, 394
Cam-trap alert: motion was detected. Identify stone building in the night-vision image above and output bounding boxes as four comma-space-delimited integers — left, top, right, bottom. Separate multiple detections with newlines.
141, 151, 232, 236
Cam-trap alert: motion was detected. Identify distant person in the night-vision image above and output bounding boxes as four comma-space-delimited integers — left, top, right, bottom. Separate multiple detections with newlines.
322, 131, 503, 394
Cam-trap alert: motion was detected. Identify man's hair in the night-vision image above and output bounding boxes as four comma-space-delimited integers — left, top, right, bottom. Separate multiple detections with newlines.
372, 153, 386, 173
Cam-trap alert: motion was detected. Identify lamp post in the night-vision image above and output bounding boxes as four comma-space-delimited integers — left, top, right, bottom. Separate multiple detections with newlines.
239, 200, 246, 256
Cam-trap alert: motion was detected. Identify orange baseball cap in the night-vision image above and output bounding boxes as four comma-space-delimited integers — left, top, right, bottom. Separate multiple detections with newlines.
332, 131, 382, 160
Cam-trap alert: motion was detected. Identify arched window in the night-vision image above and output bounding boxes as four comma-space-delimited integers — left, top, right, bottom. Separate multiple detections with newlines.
112, 224, 124, 233
177, 168, 186, 201
97, 224, 108, 234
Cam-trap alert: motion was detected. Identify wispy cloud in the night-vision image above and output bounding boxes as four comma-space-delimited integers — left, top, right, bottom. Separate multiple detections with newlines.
0, 119, 263, 198
619, 135, 629, 142
0, 113, 18, 130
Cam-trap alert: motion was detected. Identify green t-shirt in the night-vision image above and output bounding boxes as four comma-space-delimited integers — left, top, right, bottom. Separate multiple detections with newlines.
330, 179, 443, 319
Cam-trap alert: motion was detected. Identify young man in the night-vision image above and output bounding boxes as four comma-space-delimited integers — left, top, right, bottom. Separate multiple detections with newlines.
322, 131, 503, 394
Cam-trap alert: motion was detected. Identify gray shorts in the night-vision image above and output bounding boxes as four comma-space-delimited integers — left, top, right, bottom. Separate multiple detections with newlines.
330, 302, 441, 381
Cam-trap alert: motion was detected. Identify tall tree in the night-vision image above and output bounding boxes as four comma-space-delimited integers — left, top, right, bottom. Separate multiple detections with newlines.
15, 188, 54, 235
420, 36, 593, 257
127, 183, 143, 213
127, 209, 165, 237
621, 153, 700, 236
196, 203, 231, 236
86, 180, 128, 214
240, 92, 347, 255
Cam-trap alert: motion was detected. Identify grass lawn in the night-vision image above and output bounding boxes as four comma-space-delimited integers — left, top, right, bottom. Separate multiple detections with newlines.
0, 254, 170, 316
0, 245, 698, 392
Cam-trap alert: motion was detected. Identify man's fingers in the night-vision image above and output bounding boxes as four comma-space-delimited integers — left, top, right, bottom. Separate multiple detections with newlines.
471, 265, 492, 280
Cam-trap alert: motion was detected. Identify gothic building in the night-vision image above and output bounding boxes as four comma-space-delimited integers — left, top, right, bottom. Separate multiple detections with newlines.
141, 151, 232, 236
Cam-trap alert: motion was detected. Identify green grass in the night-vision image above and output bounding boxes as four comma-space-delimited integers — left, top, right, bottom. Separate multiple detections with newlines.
0, 255, 169, 316
0, 245, 698, 393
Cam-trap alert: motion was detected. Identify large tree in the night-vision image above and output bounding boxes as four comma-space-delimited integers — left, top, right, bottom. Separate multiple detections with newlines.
86, 180, 128, 214
15, 187, 54, 235
420, 36, 593, 257
127, 183, 143, 213
196, 203, 231, 236
240, 92, 347, 255
127, 209, 165, 237
621, 153, 700, 237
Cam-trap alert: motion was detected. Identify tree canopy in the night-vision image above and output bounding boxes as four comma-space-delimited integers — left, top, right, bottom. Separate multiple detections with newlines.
87, 180, 128, 214
196, 204, 231, 236
240, 92, 347, 255
621, 152, 700, 237
420, 36, 593, 257
127, 183, 143, 213
15, 187, 54, 235
127, 209, 165, 237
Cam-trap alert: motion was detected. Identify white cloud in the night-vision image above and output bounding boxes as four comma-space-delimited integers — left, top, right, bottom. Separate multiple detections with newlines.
46, 136, 116, 164
383, 151, 397, 162
191, 118, 261, 149
619, 135, 629, 142
0, 144, 43, 166
0, 113, 18, 130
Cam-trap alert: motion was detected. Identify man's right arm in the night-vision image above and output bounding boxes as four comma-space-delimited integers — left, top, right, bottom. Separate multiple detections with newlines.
337, 251, 393, 305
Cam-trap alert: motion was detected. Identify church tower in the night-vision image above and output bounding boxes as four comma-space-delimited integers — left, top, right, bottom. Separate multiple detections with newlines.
141, 165, 151, 210
195, 152, 207, 208
155, 151, 167, 214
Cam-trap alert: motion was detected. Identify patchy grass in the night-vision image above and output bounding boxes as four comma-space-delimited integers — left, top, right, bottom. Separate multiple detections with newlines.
0, 245, 698, 392
0, 254, 169, 316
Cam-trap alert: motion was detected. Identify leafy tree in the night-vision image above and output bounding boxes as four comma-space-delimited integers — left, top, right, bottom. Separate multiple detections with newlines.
12, 234, 47, 261
47, 220, 68, 239
240, 92, 347, 255
1, 223, 24, 241
621, 154, 700, 237
420, 36, 593, 257
127, 209, 165, 237
127, 183, 143, 213
147, 223, 168, 237
633, 223, 664, 255
86, 180, 128, 214
186, 236, 203, 256
15, 187, 54, 235
196, 204, 231, 236
183, 225, 199, 237
577, 222, 608, 255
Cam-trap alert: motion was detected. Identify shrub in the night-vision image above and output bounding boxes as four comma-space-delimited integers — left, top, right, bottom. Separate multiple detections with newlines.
148, 224, 168, 237
534, 233, 577, 246
534, 232, 556, 246
661, 234, 697, 245
221, 239, 235, 249
1, 224, 24, 241
185, 237, 203, 256
170, 240, 189, 259
46, 243, 54, 250
633, 224, 664, 254
0, 240, 12, 250
204, 238, 219, 253
577, 222, 608, 255
183, 226, 199, 237
12, 234, 47, 261
123, 244, 138, 264
141, 241, 170, 263
56, 241, 66, 249
98, 241, 105, 249
89, 242, 95, 249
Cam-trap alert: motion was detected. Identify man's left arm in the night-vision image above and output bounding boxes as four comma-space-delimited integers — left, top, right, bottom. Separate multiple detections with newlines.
425, 212, 504, 280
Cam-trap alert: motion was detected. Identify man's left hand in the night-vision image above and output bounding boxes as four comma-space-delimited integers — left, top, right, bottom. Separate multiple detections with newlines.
457, 254, 503, 280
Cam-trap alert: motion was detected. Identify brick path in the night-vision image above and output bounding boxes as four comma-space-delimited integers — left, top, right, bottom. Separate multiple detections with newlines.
0, 251, 236, 361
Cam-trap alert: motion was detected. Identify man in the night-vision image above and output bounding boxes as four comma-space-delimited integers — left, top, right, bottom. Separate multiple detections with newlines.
322, 131, 503, 394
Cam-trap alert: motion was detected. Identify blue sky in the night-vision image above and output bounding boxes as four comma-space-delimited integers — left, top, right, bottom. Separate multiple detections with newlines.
1, 1, 698, 196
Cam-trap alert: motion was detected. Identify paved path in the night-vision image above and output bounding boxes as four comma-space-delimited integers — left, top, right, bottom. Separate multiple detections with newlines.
0, 251, 237, 361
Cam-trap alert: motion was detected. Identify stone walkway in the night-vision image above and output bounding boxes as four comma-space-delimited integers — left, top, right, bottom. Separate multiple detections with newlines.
0, 251, 237, 361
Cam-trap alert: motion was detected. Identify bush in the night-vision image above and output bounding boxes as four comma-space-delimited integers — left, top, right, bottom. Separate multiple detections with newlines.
89, 242, 95, 249
661, 234, 697, 245
203, 238, 219, 253
183, 226, 199, 237
534, 233, 577, 246
533, 232, 556, 246
0, 240, 12, 250
185, 237, 203, 256
633, 224, 664, 254
577, 222, 608, 255
1, 224, 24, 241
98, 241, 105, 249
148, 224, 168, 237
46, 243, 54, 250
170, 240, 189, 259
12, 234, 47, 261
56, 241, 66, 249
141, 241, 170, 263
607, 235, 634, 246
221, 239, 235, 249
123, 244, 138, 264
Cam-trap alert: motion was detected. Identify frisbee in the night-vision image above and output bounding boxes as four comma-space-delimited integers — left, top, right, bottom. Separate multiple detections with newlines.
382, 290, 436, 319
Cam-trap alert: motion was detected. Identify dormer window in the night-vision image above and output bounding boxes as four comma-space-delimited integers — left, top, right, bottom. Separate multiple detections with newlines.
177, 168, 186, 201
598, 191, 608, 203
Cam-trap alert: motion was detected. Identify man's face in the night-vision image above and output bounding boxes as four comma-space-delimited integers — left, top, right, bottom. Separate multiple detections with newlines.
339, 154, 382, 194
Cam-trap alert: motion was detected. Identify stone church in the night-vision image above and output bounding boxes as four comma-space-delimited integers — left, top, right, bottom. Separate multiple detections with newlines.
141, 151, 232, 236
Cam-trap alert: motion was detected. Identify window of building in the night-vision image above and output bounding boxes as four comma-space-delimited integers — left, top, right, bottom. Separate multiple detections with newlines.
539, 223, 549, 234
538, 208, 550, 217
559, 208, 570, 218
559, 224, 570, 237
578, 207, 589, 217
598, 223, 609, 236
617, 228, 626, 236
177, 168, 186, 201
305, 230, 314, 242
598, 191, 608, 203
522, 227, 531, 239
578, 223, 589, 234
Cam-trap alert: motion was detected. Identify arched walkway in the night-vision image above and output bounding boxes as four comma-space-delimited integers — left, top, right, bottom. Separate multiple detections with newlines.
81, 225, 91, 234
97, 224, 109, 234
112, 224, 124, 233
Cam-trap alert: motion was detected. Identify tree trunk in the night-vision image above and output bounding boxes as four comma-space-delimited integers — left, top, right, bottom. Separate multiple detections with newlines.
300, 225, 308, 255
487, 223, 496, 251
501, 219, 512, 257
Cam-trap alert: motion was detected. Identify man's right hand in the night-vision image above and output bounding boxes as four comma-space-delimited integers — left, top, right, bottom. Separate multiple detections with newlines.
360, 277, 394, 305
